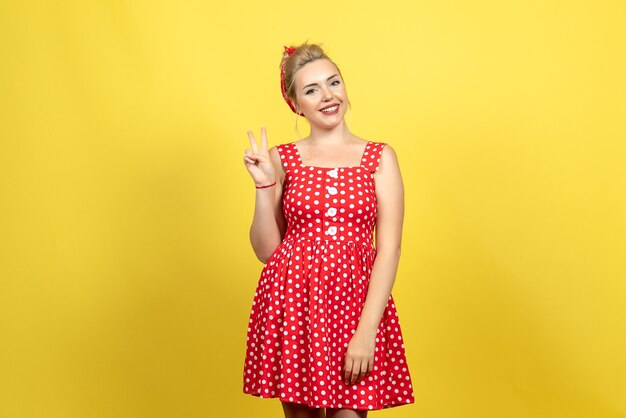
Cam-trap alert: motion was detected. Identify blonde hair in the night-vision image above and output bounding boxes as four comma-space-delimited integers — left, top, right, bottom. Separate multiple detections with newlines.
280, 41, 344, 111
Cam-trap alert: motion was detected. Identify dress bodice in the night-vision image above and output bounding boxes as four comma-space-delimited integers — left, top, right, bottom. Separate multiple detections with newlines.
276, 141, 387, 246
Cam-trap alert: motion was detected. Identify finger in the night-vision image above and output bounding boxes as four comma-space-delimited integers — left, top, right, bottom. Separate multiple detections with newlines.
247, 130, 258, 153
350, 362, 361, 385
366, 359, 373, 376
358, 360, 369, 382
352, 359, 363, 384
344, 358, 354, 384
261, 126, 268, 152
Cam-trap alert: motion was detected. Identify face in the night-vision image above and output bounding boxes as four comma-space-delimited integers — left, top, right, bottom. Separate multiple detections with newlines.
292, 58, 348, 128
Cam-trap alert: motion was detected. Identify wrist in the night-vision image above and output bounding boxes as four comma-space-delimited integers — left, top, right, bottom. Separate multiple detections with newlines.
255, 180, 277, 189
355, 323, 378, 339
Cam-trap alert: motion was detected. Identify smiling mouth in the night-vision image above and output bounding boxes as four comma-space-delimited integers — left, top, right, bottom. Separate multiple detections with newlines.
320, 104, 339, 114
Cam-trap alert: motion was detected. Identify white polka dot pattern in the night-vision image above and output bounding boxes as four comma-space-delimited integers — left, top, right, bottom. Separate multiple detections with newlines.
243, 141, 415, 410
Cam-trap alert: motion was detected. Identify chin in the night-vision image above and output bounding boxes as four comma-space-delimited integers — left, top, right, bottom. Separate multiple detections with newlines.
318, 118, 344, 129
317, 112, 346, 126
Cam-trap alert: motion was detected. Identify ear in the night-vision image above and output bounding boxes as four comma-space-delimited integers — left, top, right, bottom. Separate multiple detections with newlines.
292, 99, 301, 113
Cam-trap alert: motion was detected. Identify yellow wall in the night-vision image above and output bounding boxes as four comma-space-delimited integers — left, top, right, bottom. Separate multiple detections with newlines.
0, 1, 624, 417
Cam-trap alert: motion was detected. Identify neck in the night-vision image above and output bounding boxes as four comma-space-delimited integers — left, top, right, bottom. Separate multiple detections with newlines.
307, 120, 353, 144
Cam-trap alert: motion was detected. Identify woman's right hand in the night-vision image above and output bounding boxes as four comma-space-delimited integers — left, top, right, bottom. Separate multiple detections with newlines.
244, 127, 276, 187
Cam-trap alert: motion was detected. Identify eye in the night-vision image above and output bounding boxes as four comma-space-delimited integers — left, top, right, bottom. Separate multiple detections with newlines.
331, 80, 341, 86
305, 88, 316, 95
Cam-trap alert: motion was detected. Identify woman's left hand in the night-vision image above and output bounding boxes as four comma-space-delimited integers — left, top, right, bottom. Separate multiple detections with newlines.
343, 328, 376, 385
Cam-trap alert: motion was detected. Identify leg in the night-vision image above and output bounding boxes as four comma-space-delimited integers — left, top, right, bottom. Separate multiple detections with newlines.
326, 407, 367, 418
281, 401, 325, 418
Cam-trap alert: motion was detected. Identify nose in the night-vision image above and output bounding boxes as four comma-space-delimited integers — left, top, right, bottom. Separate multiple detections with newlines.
321, 86, 333, 101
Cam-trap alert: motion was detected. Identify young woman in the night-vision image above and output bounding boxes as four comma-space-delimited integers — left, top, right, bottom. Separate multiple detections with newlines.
242, 42, 415, 418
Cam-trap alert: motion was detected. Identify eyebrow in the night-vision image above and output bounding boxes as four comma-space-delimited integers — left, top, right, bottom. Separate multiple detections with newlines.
302, 74, 340, 90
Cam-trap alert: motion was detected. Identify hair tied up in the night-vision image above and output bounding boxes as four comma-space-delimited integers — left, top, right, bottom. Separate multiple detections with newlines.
279, 42, 339, 117
280, 45, 303, 115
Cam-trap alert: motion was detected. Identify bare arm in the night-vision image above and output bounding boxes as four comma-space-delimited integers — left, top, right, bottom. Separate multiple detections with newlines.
247, 144, 287, 263
356, 144, 405, 335
341, 143, 405, 385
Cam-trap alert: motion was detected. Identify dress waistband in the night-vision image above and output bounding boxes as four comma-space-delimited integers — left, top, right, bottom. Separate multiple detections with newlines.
282, 234, 375, 249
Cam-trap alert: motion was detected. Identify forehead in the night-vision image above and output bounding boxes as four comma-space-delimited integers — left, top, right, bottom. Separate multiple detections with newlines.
295, 59, 339, 86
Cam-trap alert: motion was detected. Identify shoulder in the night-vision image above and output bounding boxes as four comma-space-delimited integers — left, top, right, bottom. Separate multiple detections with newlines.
374, 142, 400, 174
269, 142, 295, 177
379, 142, 397, 159
269, 142, 293, 159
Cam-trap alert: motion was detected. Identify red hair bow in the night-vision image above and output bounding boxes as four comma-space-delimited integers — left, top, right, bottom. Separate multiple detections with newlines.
280, 45, 304, 116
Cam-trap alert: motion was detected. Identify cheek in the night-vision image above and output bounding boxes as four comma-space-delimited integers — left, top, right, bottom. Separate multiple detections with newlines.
336, 87, 348, 100
300, 95, 318, 109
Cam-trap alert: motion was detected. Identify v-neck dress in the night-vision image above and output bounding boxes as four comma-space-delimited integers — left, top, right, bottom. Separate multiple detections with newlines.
242, 141, 415, 410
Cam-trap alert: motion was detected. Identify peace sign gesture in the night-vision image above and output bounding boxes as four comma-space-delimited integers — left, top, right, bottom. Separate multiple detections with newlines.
244, 127, 276, 187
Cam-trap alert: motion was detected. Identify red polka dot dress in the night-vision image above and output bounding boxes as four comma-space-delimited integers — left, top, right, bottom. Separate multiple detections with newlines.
243, 141, 415, 410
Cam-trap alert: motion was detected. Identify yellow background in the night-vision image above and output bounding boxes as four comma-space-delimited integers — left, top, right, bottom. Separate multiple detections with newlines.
1, 1, 624, 417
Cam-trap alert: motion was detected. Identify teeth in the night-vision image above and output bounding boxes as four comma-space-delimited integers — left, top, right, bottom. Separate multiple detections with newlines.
321, 105, 338, 113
